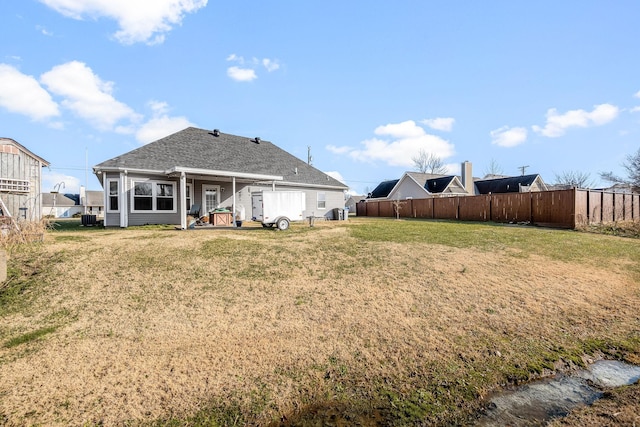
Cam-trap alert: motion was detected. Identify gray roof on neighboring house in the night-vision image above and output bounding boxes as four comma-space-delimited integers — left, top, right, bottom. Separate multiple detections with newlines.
94, 127, 347, 189
346, 195, 366, 203
42, 193, 76, 206
86, 191, 104, 206
474, 174, 542, 194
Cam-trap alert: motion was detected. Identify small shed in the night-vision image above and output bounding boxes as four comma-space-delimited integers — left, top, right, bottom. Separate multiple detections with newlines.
0, 138, 49, 221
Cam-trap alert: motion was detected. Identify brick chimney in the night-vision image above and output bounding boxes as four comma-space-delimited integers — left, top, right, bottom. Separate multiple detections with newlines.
461, 161, 474, 195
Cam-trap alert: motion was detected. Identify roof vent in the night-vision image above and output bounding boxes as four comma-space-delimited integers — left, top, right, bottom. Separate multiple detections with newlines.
254, 137, 261, 144
212, 129, 220, 137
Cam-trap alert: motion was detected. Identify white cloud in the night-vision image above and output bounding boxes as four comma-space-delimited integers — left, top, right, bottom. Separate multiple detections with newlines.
226, 54, 280, 81
444, 163, 460, 175
39, 0, 208, 45
40, 61, 141, 131
490, 126, 528, 148
42, 171, 81, 193
36, 25, 54, 36
631, 106, 640, 113
634, 90, 640, 98
0, 64, 60, 120
348, 120, 455, 168
227, 66, 257, 82
532, 103, 619, 137
325, 171, 346, 184
326, 145, 352, 154
262, 58, 280, 72
421, 117, 455, 132
135, 100, 194, 144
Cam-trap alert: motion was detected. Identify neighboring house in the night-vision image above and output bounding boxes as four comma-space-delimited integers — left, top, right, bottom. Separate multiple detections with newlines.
474, 174, 548, 194
367, 162, 548, 200
93, 127, 348, 228
368, 173, 468, 200
41, 190, 106, 218
85, 190, 105, 217
42, 193, 82, 218
345, 195, 365, 214
592, 183, 637, 194
0, 137, 49, 221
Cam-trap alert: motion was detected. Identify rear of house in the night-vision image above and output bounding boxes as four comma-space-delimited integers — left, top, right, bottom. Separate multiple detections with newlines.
93, 127, 348, 228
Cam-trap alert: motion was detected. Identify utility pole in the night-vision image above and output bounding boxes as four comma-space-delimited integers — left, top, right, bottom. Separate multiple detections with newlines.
518, 165, 529, 176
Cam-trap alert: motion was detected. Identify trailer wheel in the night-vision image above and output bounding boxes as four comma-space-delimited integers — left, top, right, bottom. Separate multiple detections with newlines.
276, 218, 290, 230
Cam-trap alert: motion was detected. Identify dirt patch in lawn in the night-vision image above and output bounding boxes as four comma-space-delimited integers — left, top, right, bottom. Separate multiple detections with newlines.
0, 221, 639, 425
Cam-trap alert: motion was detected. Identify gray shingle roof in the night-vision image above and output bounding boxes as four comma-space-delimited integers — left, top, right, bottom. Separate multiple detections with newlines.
42, 193, 76, 206
94, 127, 347, 189
85, 191, 104, 206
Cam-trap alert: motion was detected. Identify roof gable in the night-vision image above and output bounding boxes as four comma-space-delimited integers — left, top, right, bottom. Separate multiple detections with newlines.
0, 137, 50, 166
402, 172, 466, 194
94, 127, 346, 188
425, 176, 456, 193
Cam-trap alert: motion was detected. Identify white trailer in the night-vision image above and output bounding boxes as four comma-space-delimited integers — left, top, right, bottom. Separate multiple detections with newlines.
251, 191, 305, 230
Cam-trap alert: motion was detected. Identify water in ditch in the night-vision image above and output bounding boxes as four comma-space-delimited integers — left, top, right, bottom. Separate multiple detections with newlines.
475, 360, 640, 426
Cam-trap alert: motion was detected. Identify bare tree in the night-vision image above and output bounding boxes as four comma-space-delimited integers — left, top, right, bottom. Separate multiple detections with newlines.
392, 196, 405, 220
412, 149, 448, 174
483, 158, 504, 177
554, 171, 595, 188
600, 147, 640, 192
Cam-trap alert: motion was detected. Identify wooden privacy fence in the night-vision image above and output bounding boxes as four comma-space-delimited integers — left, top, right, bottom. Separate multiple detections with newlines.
356, 189, 640, 229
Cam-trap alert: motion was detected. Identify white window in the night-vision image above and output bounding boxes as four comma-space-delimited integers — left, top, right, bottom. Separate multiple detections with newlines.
186, 184, 193, 211
317, 192, 326, 209
107, 179, 119, 212
131, 180, 176, 213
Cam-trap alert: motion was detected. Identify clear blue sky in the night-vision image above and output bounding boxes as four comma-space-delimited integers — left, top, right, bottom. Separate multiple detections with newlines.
1, 1, 639, 195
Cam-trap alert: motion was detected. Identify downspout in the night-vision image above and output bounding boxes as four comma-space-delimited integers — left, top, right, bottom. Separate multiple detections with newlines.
232, 176, 237, 228
272, 181, 276, 191
120, 171, 128, 228
180, 172, 187, 230
102, 172, 107, 225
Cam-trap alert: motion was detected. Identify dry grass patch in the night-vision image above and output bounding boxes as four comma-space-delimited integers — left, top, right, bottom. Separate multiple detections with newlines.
0, 218, 639, 426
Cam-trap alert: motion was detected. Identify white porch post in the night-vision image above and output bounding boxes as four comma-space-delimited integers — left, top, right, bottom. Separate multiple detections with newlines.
102, 172, 107, 224
120, 171, 128, 228
232, 176, 236, 227
180, 172, 187, 230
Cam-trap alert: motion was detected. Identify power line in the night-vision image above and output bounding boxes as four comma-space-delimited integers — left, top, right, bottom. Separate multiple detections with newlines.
48, 166, 89, 171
